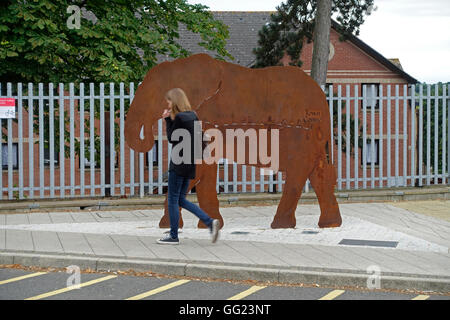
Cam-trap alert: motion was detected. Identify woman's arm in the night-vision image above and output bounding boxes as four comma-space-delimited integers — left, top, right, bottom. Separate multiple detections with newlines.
165, 115, 182, 144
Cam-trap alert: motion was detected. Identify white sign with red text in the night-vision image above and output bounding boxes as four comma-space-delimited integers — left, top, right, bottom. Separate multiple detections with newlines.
0, 98, 16, 118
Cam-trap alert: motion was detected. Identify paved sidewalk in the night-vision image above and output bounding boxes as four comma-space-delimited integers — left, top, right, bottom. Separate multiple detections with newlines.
0, 201, 449, 293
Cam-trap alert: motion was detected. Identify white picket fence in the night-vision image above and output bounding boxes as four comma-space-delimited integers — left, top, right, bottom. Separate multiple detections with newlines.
0, 82, 449, 200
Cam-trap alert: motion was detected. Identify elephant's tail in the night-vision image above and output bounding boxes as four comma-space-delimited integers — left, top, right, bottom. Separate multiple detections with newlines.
316, 121, 333, 166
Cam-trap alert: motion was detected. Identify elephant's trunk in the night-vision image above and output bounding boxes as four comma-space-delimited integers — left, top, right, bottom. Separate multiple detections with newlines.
124, 92, 156, 153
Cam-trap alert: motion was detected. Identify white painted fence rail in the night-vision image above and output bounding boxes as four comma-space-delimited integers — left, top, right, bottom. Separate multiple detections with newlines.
0, 82, 449, 200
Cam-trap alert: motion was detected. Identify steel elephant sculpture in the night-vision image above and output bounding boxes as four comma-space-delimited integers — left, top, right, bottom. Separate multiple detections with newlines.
125, 53, 342, 229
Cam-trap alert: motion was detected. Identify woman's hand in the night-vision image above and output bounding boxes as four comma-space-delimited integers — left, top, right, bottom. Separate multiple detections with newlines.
162, 109, 171, 119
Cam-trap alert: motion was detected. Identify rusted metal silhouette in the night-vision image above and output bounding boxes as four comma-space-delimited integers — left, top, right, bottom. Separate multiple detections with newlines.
125, 53, 342, 229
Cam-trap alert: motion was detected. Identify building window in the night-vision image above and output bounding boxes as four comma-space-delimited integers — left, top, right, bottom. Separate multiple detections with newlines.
80, 149, 100, 169
145, 140, 159, 166
44, 146, 59, 167
1, 143, 18, 170
362, 83, 380, 109
362, 139, 380, 166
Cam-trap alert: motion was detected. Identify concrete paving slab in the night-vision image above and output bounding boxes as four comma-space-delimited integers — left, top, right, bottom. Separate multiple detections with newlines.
246, 206, 275, 217
0, 215, 5, 225
94, 212, 114, 219
193, 239, 254, 265
382, 250, 450, 277
32, 231, 63, 253
70, 212, 98, 223
110, 211, 140, 220
0, 229, 5, 250
281, 243, 358, 271
228, 206, 260, 217
130, 211, 148, 218
313, 244, 380, 270
49, 212, 74, 224
109, 234, 156, 259
138, 236, 188, 261
5, 214, 29, 225
84, 234, 125, 257
225, 240, 286, 266
337, 246, 397, 273
334, 246, 432, 275
139, 210, 163, 219
6, 230, 33, 251
177, 238, 222, 263
89, 212, 105, 222
251, 241, 320, 268
57, 232, 94, 255
391, 200, 450, 223
29, 213, 52, 225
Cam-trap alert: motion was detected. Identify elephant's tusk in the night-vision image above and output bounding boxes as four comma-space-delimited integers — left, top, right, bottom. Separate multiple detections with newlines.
139, 125, 145, 140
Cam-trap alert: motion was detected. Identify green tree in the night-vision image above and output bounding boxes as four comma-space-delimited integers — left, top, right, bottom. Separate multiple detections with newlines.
0, 0, 232, 84
253, 0, 374, 77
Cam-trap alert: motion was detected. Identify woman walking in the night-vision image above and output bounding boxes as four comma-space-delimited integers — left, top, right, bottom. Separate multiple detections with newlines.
157, 88, 220, 245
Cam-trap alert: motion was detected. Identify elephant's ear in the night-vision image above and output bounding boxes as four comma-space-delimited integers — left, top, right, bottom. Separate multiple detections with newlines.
171, 54, 224, 108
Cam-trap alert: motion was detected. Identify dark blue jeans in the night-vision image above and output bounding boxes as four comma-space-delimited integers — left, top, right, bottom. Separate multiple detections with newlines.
168, 171, 213, 239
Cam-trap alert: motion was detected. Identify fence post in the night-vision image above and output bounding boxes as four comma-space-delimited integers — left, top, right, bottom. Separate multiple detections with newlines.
38, 83, 44, 198
18, 83, 24, 199
448, 84, 450, 183
7, 83, 13, 199
79, 83, 85, 196
109, 83, 115, 196
410, 84, 416, 187
442, 83, 446, 185
362, 85, 367, 189
379, 84, 384, 188
49, 83, 55, 198
354, 84, 359, 189
105, 110, 111, 197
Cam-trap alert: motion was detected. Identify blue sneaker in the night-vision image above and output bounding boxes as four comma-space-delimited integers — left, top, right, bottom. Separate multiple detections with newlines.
157, 234, 179, 245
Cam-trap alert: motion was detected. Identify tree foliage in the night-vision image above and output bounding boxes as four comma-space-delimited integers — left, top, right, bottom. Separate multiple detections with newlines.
0, 0, 232, 84
253, 0, 374, 68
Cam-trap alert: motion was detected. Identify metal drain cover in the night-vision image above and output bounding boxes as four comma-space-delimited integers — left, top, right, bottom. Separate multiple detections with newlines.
339, 239, 398, 248
302, 230, 319, 235
231, 231, 251, 235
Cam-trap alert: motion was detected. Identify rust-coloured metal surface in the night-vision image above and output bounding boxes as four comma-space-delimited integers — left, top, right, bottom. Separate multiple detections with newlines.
125, 53, 342, 229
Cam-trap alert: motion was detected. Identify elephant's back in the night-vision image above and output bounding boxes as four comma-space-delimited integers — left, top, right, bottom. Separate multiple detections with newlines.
253, 66, 329, 127
215, 61, 330, 130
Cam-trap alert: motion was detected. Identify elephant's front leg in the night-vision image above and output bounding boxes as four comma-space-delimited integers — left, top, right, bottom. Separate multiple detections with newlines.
271, 169, 310, 229
195, 163, 224, 229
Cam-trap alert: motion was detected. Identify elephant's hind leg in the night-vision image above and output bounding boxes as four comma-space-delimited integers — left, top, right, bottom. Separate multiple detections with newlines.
309, 160, 342, 228
271, 169, 310, 229
195, 163, 224, 229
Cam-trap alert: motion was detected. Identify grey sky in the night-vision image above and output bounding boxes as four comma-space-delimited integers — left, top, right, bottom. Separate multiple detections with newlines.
187, 0, 450, 83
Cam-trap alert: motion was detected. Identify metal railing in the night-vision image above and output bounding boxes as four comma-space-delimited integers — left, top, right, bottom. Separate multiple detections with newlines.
1, 82, 449, 200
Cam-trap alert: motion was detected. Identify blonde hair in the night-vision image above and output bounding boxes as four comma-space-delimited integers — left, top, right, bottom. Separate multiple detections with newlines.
165, 88, 192, 119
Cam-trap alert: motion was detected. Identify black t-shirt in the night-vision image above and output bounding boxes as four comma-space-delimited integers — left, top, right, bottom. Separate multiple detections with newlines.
164, 111, 202, 179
